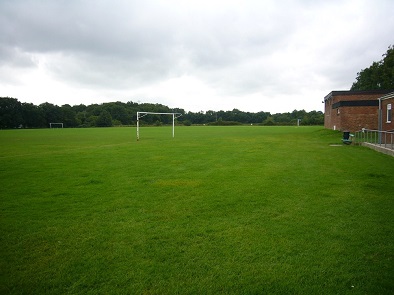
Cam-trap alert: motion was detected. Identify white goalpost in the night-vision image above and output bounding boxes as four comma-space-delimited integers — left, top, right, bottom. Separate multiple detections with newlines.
49, 123, 64, 128
136, 112, 182, 141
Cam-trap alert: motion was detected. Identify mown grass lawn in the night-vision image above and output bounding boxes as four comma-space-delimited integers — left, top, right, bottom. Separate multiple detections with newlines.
0, 126, 393, 294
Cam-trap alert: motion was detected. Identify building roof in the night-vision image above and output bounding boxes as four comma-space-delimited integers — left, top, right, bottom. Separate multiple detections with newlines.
378, 91, 394, 101
324, 90, 393, 102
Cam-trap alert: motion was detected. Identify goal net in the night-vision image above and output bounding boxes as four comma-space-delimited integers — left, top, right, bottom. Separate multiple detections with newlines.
136, 112, 182, 141
49, 123, 64, 128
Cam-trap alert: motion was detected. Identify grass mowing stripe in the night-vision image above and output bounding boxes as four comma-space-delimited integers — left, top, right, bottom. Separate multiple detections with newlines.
0, 126, 393, 294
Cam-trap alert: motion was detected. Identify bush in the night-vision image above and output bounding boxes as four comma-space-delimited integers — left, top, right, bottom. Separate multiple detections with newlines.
207, 121, 242, 126
262, 117, 275, 126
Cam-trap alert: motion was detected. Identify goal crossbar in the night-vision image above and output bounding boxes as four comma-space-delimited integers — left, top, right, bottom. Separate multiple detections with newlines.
136, 112, 182, 141
49, 122, 63, 128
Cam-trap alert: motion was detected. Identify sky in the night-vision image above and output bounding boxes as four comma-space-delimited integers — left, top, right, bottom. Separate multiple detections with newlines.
0, 0, 393, 114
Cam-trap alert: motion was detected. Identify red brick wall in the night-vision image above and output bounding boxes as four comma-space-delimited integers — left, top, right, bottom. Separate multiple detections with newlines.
340, 105, 378, 131
324, 97, 336, 129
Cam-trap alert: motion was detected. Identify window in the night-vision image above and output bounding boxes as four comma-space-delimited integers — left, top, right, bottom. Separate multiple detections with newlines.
387, 104, 392, 123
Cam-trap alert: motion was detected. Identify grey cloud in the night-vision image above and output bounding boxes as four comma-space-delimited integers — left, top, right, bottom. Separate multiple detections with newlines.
1, 1, 174, 57
0, 1, 185, 87
0, 45, 37, 68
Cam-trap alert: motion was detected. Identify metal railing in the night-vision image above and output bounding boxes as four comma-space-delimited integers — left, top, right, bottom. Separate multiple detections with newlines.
354, 129, 394, 150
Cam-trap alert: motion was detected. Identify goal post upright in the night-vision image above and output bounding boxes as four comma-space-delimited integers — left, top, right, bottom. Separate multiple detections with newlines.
136, 112, 182, 141
136, 112, 140, 141
172, 113, 175, 138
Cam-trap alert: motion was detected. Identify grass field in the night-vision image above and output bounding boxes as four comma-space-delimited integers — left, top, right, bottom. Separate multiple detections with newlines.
0, 126, 393, 294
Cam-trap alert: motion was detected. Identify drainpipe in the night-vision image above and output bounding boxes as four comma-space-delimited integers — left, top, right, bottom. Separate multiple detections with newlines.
378, 97, 382, 144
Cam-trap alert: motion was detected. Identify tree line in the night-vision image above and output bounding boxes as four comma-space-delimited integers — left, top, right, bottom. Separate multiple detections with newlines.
0, 97, 324, 129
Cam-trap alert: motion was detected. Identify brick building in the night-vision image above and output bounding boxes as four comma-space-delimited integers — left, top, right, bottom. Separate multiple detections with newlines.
324, 90, 393, 132
379, 92, 394, 132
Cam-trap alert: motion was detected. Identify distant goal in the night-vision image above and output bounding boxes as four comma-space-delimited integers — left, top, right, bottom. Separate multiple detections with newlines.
136, 112, 182, 141
49, 123, 64, 128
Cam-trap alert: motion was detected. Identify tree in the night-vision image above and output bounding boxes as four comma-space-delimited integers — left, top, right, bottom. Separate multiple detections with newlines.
96, 110, 113, 127
75, 111, 86, 126
86, 115, 98, 127
351, 45, 394, 90
104, 102, 130, 125
262, 116, 275, 126
22, 102, 45, 127
39, 102, 62, 127
0, 97, 23, 128
61, 104, 78, 127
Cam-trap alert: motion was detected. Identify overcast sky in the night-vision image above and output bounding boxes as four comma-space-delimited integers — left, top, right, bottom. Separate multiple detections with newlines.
1, 0, 393, 113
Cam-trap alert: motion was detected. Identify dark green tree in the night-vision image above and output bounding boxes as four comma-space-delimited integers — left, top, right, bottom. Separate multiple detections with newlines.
306, 110, 324, 125
262, 116, 275, 126
104, 102, 130, 125
86, 115, 98, 127
351, 45, 394, 90
22, 102, 45, 127
96, 110, 113, 127
75, 111, 87, 126
39, 102, 62, 127
0, 97, 23, 128
61, 104, 78, 127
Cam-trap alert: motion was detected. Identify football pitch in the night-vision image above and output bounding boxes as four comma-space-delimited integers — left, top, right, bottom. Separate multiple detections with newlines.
0, 126, 393, 294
